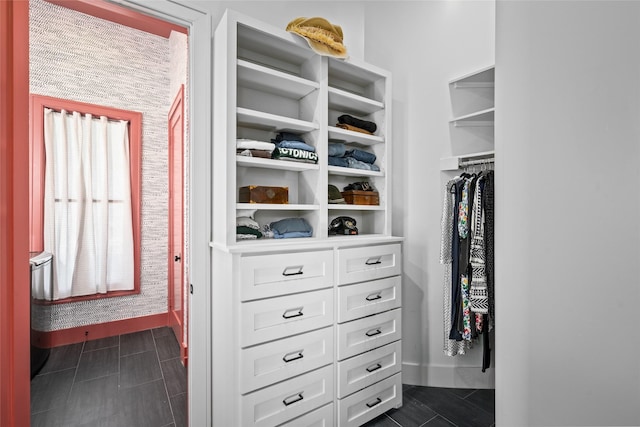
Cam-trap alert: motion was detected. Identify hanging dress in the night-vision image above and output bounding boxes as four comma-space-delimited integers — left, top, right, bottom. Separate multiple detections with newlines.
440, 178, 470, 355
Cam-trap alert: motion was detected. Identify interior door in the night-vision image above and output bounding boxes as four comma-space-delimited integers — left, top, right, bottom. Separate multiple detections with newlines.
168, 85, 186, 363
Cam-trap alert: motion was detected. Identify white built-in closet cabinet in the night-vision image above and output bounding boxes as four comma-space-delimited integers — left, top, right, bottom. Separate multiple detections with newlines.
210, 10, 403, 426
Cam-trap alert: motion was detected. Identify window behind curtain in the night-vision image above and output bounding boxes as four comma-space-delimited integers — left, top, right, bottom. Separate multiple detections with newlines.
30, 95, 142, 303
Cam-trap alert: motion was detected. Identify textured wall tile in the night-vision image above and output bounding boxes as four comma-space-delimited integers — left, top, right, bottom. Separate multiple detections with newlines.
30, 0, 175, 329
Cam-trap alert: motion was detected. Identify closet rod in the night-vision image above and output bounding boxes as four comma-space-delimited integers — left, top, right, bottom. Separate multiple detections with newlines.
459, 157, 495, 167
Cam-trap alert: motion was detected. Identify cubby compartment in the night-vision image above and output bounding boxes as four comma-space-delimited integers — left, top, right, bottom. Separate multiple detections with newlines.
328, 57, 386, 106
237, 167, 319, 205
448, 65, 494, 119
327, 209, 386, 238
215, 9, 393, 247
327, 57, 387, 141
237, 23, 318, 80
442, 65, 495, 169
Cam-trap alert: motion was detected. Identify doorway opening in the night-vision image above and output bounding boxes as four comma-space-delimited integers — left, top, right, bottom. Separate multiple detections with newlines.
28, 0, 191, 423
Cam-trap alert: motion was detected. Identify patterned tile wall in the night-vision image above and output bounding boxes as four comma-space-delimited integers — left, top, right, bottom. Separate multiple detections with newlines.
30, 0, 174, 330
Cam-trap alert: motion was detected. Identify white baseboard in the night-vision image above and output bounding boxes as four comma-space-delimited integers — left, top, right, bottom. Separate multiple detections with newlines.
402, 362, 495, 389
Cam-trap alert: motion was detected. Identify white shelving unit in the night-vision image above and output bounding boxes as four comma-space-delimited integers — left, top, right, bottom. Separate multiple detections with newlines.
213, 10, 393, 247
211, 10, 402, 427
442, 65, 495, 170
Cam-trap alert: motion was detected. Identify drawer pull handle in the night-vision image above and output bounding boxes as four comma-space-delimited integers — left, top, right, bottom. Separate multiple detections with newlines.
283, 350, 304, 363
365, 257, 382, 265
282, 265, 304, 276
366, 397, 382, 408
365, 327, 382, 337
282, 307, 304, 319
283, 392, 304, 406
366, 293, 382, 301
366, 363, 382, 373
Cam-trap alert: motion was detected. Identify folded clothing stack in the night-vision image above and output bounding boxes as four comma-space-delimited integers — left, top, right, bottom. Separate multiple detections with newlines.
237, 216, 263, 240
270, 217, 313, 239
271, 132, 318, 164
336, 114, 377, 135
236, 138, 276, 158
327, 142, 379, 171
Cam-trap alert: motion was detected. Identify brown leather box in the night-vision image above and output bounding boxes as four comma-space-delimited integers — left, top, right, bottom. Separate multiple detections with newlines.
341, 190, 379, 205
239, 186, 288, 204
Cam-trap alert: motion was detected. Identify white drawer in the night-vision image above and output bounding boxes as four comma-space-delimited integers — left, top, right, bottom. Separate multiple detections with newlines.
279, 403, 334, 427
241, 365, 334, 427
337, 276, 401, 323
240, 327, 334, 394
337, 244, 401, 285
240, 250, 334, 301
337, 340, 402, 398
241, 288, 333, 347
337, 373, 402, 427
337, 308, 401, 361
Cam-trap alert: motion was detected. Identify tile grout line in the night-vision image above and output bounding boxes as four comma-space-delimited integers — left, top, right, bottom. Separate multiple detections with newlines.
153, 328, 179, 426
417, 414, 443, 427
67, 340, 87, 404
384, 412, 403, 426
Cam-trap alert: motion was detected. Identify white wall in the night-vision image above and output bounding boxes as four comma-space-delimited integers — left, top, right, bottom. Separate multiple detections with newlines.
364, 1, 496, 388
496, 1, 640, 425
193, 1, 366, 59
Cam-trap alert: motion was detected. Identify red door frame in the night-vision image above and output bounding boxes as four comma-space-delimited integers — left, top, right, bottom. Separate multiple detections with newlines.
0, 1, 31, 426
168, 85, 187, 364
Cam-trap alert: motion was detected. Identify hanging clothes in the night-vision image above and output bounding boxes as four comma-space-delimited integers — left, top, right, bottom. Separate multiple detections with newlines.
440, 169, 494, 368
440, 179, 470, 356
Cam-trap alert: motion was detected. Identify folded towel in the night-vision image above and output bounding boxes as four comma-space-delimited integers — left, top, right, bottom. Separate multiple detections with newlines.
270, 217, 313, 235
236, 138, 276, 152
273, 230, 313, 239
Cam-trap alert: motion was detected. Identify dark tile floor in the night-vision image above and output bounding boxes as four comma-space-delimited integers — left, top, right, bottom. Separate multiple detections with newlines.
365, 384, 495, 427
31, 328, 493, 427
30, 327, 187, 427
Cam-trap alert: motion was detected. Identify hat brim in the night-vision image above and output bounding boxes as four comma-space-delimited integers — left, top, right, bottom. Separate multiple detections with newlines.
297, 35, 348, 58
287, 19, 348, 58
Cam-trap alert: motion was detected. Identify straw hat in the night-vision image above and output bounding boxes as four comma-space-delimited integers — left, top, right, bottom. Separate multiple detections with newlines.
286, 17, 348, 58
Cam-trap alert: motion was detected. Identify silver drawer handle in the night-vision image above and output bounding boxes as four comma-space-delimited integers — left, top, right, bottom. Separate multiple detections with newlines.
366, 363, 382, 373
366, 292, 382, 301
366, 397, 382, 408
365, 257, 382, 265
282, 307, 304, 319
283, 392, 304, 406
282, 265, 304, 276
283, 350, 304, 363
365, 327, 382, 337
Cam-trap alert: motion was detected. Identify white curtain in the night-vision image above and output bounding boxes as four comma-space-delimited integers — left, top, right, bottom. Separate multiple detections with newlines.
43, 108, 134, 300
